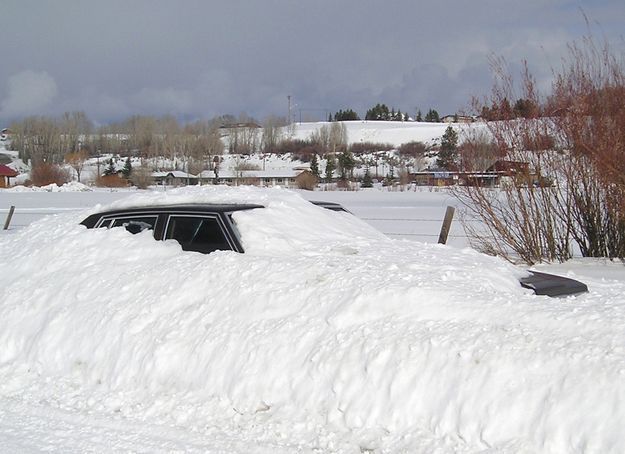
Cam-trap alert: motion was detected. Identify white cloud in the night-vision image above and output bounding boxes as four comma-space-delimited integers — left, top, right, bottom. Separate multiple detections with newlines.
0, 70, 58, 117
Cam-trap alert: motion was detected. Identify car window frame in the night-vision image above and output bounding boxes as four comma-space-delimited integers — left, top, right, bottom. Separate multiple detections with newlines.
95, 213, 160, 235
162, 212, 239, 253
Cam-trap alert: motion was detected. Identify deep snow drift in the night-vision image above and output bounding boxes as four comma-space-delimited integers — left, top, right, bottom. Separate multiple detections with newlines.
0, 186, 624, 453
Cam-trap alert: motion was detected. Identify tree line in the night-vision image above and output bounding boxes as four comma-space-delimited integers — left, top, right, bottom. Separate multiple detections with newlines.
329, 104, 442, 122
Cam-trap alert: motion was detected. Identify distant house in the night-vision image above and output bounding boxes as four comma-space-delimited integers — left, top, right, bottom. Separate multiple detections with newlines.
219, 122, 262, 130
218, 122, 262, 137
152, 170, 198, 186
409, 160, 533, 187
197, 168, 309, 188
486, 160, 530, 175
0, 128, 11, 142
440, 115, 477, 124
486, 159, 553, 187
0, 164, 18, 188
411, 170, 499, 187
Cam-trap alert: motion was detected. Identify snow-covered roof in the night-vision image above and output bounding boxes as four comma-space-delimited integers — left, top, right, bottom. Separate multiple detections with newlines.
152, 170, 197, 179
198, 169, 305, 179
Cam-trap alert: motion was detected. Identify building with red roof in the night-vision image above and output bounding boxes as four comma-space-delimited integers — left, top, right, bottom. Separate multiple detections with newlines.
0, 164, 18, 188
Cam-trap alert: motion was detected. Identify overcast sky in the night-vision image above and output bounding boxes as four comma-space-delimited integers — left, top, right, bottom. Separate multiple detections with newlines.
1, 1, 624, 125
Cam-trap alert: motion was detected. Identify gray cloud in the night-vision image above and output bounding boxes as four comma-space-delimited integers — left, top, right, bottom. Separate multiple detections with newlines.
1, 0, 624, 124
1, 70, 58, 118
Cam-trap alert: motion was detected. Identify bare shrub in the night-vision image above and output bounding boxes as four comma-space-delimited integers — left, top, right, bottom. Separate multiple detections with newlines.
348, 142, 394, 154
96, 174, 128, 188
398, 141, 428, 157
30, 162, 71, 186
296, 171, 319, 190
274, 139, 311, 155
64, 150, 89, 182
131, 164, 154, 189
457, 33, 625, 263
291, 144, 322, 162
458, 130, 502, 171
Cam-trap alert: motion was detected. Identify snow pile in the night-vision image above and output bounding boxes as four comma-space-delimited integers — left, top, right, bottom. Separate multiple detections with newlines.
0, 186, 624, 453
4, 181, 92, 192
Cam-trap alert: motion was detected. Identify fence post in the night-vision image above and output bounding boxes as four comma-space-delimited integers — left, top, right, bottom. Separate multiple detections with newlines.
3, 205, 15, 230
438, 206, 455, 244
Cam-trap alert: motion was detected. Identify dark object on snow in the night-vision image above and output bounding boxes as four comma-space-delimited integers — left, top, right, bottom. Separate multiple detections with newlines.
310, 200, 352, 213
520, 270, 588, 297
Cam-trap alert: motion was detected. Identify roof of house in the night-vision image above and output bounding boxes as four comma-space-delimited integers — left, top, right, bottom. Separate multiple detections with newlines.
152, 171, 197, 179
0, 164, 18, 177
196, 168, 306, 179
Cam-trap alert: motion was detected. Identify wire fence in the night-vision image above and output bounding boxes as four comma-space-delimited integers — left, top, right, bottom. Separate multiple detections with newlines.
1, 207, 82, 229
358, 214, 483, 241
2, 206, 481, 244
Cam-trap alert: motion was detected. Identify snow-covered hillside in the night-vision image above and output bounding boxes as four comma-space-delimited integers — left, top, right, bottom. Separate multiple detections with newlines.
288, 120, 466, 147
0, 186, 624, 453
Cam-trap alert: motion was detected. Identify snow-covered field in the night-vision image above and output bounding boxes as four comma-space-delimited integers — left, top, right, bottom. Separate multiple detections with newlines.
1, 185, 624, 453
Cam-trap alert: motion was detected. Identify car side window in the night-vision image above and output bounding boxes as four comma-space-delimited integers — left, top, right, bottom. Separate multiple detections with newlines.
98, 215, 158, 234
165, 215, 232, 253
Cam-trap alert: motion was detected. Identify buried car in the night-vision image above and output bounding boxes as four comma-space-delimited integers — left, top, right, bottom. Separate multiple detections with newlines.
2, 185, 619, 454
80, 196, 587, 297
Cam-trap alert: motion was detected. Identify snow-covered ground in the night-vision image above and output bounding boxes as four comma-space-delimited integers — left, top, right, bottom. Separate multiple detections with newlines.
289, 120, 460, 147
0, 185, 624, 453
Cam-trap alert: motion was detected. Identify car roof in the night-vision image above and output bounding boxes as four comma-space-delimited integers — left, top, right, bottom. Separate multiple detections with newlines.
89, 203, 264, 215
80, 203, 265, 229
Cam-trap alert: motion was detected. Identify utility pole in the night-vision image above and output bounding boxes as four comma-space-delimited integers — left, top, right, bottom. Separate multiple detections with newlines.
287, 95, 292, 124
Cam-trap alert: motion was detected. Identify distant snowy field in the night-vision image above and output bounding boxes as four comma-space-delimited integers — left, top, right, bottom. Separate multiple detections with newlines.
1, 185, 624, 453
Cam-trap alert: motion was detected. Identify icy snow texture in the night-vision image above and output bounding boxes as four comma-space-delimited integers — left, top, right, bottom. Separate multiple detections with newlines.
0, 186, 624, 453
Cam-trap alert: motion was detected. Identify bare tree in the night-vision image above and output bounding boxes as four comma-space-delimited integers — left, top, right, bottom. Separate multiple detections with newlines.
59, 111, 93, 156
65, 150, 88, 182
261, 115, 286, 153
456, 33, 625, 263
10, 116, 61, 164
458, 129, 501, 171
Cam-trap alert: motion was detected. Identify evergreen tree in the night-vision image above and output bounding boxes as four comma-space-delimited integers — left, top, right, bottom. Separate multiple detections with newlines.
310, 153, 320, 178
416, 109, 423, 122
425, 109, 440, 122
436, 125, 459, 169
325, 154, 336, 182
122, 157, 132, 178
385, 166, 395, 185
362, 168, 373, 188
365, 103, 391, 120
337, 150, 356, 180
103, 158, 116, 176
334, 109, 360, 121
328, 112, 333, 122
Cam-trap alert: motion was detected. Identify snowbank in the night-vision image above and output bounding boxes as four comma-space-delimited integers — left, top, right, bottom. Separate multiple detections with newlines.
3, 181, 92, 192
0, 186, 623, 453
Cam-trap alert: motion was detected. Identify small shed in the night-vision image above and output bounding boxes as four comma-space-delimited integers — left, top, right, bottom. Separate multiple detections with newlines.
0, 164, 18, 188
